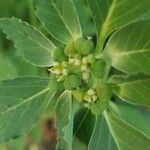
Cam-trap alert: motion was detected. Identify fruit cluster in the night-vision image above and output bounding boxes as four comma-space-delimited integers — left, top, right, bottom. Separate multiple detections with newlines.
49, 37, 106, 103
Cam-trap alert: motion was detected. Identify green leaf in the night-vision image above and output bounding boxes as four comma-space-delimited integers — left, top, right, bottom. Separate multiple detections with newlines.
35, 0, 82, 44
73, 108, 95, 145
110, 75, 150, 106
88, 0, 150, 52
104, 110, 150, 150
104, 20, 150, 74
109, 100, 150, 137
0, 51, 17, 80
73, 0, 96, 36
0, 18, 55, 67
55, 91, 73, 150
7, 137, 24, 150
0, 77, 55, 142
73, 137, 87, 150
47, 91, 63, 114
89, 114, 117, 150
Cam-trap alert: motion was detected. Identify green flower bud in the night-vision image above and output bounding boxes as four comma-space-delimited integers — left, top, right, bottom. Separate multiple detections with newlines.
75, 37, 94, 56
49, 75, 63, 91
87, 54, 95, 64
53, 47, 67, 62
64, 42, 77, 57
91, 59, 106, 78
63, 74, 81, 90
72, 89, 85, 102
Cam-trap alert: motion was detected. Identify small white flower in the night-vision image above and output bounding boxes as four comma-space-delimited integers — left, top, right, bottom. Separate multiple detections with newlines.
57, 75, 65, 81
62, 68, 68, 76
74, 58, 81, 66
54, 69, 61, 75
87, 36, 92, 40
69, 58, 74, 64
62, 61, 68, 67
53, 61, 60, 66
82, 71, 89, 80
87, 89, 95, 96
84, 94, 92, 103
92, 95, 97, 102
82, 57, 88, 64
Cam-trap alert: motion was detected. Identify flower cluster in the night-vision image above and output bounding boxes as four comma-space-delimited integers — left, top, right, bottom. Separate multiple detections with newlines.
49, 37, 106, 103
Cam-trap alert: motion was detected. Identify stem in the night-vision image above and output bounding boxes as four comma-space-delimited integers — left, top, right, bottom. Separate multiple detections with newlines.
95, 39, 102, 54
95, 35, 105, 55
102, 64, 111, 83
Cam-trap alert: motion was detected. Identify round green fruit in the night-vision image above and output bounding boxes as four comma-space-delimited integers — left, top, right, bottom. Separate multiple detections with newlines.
63, 74, 81, 90
64, 42, 77, 57
91, 59, 106, 78
75, 37, 94, 56
53, 47, 67, 62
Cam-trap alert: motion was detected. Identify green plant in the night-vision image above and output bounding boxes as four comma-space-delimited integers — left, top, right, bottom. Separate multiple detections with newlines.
0, 0, 150, 150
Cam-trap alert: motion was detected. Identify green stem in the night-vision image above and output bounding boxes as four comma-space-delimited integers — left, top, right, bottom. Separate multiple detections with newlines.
102, 64, 111, 83
95, 35, 105, 55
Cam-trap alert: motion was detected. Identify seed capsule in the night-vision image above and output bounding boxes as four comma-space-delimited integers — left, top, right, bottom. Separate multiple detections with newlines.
75, 37, 94, 56
91, 59, 106, 78
53, 47, 67, 62
63, 74, 81, 90
64, 42, 77, 57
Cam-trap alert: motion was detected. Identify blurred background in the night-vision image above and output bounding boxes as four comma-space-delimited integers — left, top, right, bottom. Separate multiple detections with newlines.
0, 1, 150, 150
0, 0, 56, 149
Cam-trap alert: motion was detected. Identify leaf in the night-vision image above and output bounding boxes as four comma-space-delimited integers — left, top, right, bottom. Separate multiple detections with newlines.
7, 137, 24, 150
0, 18, 55, 67
12, 49, 39, 76
73, 137, 87, 150
35, 0, 82, 44
109, 100, 150, 137
73, 0, 96, 36
104, 111, 150, 150
88, 0, 150, 52
47, 91, 63, 114
0, 77, 55, 142
104, 20, 150, 74
0, 51, 17, 80
73, 108, 95, 145
89, 114, 117, 150
55, 91, 73, 150
110, 75, 150, 106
